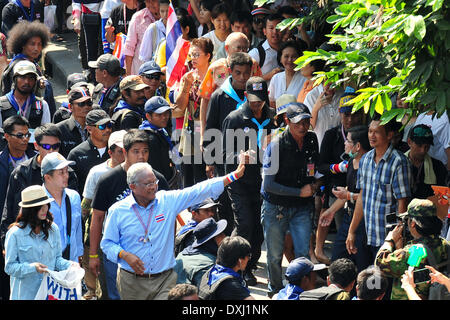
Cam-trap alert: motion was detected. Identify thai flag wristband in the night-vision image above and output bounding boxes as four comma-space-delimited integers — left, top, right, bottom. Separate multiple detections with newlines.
226, 172, 239, 184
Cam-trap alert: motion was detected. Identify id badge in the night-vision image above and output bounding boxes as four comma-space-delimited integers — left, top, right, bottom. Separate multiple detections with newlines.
307, 163, 315, 177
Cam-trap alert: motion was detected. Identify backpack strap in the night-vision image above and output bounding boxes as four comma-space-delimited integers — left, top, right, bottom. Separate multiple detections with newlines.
62, 194, 72, 260
256, 40, 266, 68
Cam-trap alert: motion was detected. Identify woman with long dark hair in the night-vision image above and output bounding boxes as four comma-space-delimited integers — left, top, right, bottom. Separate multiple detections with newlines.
4, 185, 76, 300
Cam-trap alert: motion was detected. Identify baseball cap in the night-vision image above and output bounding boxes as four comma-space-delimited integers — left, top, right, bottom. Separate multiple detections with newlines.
144, 96, 172, 114
190, 198, 219, 212
120, 75, 149, 91
398, 198, 437, 219
191, 218, 227, 248
13, 60, 39, 77
41, 152, 75, 177
139, 60, 163, 76
86, 109, 110, 126
339, 90, 357, 114
68, 87, 91, 103
251, 7, 271, 16
88, 54, 123, 76
108, 130, 126, 149
275, 94, 297, 116
245, 77, 268, 102
67, 73, 88, 90
408, 124, 434, 145
285, 102, 311, 123
285, 257, 327, 282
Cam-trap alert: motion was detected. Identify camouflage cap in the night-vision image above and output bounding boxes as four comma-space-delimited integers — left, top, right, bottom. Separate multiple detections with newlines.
398, 198, 436, 219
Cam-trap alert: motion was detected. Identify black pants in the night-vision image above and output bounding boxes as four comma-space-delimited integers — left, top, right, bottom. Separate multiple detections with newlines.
78, 13, 102, 71
54, 0, 70, 33
227, 183, 263, 272
214, 164, 234, 236
0, 249, 9, 300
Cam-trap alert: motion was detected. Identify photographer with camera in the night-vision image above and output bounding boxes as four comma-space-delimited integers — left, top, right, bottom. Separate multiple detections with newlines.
375, 199, 450, 300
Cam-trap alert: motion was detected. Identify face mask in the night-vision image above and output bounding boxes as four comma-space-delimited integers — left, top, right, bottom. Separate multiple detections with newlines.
348, 151, 358, 158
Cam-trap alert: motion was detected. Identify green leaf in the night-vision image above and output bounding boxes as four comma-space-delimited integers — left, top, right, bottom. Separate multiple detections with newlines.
389, 77, 403, 86
327, 15, 344, 24
381, 93, 393, 111
413, 16, 426, 40
380, 109, 402, 125
375, 95, 385, 114
432, 0, 444, 11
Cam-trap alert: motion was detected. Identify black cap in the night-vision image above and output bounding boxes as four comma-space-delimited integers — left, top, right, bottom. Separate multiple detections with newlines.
285, 102, 311, 123
86, 109, 110, 126
245, 76, 268, 102
68, 87, 91, 103
408, 124, 434, 145
88, 54, 123, 76
67, 73, 88, 90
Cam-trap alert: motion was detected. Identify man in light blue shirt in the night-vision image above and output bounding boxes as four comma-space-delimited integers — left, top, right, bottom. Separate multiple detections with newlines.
101, 151, 251, 300
42, 152, 84, 263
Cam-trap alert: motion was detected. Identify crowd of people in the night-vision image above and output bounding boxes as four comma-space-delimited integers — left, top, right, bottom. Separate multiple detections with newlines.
0, 0, 449, 301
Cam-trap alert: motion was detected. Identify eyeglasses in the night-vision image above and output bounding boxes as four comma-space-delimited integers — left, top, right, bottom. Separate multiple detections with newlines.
38, 142, 61, 150
8, 132, 31, 139
189, 52, 204, 59
144, 74, 161, 80
96, 122, 113, 130
137, 179, 159, 188
75, 100, 93, 107
230, 45, 249, 52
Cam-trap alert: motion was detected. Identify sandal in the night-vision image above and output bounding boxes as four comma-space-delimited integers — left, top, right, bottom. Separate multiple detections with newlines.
314, 250, 332, 265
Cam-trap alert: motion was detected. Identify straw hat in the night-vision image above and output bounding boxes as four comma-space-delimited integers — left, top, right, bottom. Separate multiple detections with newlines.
18, 185, 54, 208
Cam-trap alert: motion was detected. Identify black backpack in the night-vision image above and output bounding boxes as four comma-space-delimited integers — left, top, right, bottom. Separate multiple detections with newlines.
256, 40, 266, 68
298, 286, 345, 300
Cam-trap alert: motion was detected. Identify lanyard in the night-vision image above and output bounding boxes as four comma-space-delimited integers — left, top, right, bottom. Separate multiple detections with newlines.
341, 124, 347, 142
6, 91, 34, 117
251, 117, 270, 149
132, 203, 153, 243
123, 4, 127, 34
8, 154, 27, 168
15, 0, 34, 22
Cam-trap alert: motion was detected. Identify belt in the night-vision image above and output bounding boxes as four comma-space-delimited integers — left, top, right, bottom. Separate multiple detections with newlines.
120, 268, 171, 279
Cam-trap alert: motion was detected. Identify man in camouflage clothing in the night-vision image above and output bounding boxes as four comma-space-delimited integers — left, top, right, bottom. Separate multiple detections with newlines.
376, 199, 449, 300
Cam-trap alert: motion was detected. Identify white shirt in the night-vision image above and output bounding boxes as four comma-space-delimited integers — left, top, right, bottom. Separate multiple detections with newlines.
202, 30, 224, 61
303, 84, 342, 147
248, 40, 278, 77
268, 71, 306, 103
139, 19, 166, 62
414, 112, 450, 166
82, 159, 114, 200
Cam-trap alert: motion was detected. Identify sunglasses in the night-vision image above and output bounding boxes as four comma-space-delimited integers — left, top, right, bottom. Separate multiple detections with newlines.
144, 74, 161, 80
189, 52, 204, 59
38, 142, 61, 150
75, 100, 93, 107
253, 18, 265, 24
9, 132, 31, 139
96, 122, 113, 130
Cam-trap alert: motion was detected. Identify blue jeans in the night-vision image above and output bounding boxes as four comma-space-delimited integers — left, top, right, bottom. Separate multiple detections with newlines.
103, 255, 120, 300
261, 200, 313, 294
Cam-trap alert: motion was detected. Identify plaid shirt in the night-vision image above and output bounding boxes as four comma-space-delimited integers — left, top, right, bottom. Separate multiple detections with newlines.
357, 144, 412, 247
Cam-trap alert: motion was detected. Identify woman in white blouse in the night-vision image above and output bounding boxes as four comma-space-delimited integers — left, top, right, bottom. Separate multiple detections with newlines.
268, 40, 306, 109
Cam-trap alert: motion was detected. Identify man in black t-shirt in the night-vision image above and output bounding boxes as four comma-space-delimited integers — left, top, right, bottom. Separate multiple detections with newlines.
1, 0, 44, 35
88, 129, 168, 300
104, 0, 137, 44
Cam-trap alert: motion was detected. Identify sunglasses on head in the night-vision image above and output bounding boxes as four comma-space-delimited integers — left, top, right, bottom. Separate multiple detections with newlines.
96, 122, 113, 130
144, 74, 161, 80
75, 100, 93, 107
38, 142, 61, 150
9, 132, 31, 139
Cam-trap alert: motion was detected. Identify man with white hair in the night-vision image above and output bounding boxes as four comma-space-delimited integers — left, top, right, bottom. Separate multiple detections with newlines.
100, 150, 252, 300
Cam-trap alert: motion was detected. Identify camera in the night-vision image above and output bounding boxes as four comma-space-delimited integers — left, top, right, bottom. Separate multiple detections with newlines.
385, 212, 412, 243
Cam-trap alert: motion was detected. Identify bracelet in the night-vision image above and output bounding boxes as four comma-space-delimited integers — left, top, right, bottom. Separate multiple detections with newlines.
385, 239, 396, 249
118, 250, 125, 259
89, 254, 98, 259
226, 172, 239, 184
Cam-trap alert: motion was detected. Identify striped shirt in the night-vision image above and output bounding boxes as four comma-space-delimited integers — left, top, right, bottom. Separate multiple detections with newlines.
357, 144, 412, 247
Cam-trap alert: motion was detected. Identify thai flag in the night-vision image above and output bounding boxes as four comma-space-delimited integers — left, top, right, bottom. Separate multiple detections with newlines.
113, 32, 127, 68
155, 214, 165, 223
166, 1, 190, 87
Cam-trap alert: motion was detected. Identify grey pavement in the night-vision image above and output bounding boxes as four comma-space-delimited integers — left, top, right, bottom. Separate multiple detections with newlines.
43, 33, 336, 300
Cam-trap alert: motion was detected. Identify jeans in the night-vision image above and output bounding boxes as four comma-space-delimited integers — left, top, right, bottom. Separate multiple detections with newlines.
331, 211, 371, 273
261, 200, 313, 294
103, 255, 120, 300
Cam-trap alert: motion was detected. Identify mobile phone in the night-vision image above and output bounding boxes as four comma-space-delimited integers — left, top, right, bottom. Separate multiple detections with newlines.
413, 268, 431, 284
